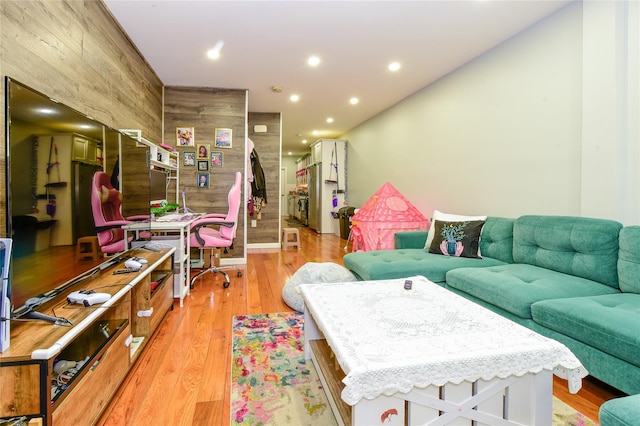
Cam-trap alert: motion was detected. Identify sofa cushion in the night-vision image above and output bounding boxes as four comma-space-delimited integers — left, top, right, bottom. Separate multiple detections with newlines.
428, 220, 485, 258
394, 231, 428, 249
343, 249, 507, 282
476, 217, 514, 263
618, 226, 640, 294
446, 263, 620, 319
532, 293, 640, 369
513, 215, 622, 287
599, 394, 640, 426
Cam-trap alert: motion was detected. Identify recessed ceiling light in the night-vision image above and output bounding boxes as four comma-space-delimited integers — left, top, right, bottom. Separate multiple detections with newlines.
308, 56, 321, 67
326, 117, 334, 123
349, 97, 359, 105
290, 94, 300, 102
388, 62, 401, 72
302, 139, 308, 144
207, 40, 225, 60
287, 151, 292, 155
312, 130, 319, 136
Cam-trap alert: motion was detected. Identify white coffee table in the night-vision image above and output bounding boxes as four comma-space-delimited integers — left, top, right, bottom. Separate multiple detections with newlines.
300, 275, 587, 426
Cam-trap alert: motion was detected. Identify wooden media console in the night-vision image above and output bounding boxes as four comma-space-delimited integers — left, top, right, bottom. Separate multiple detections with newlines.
0, 247, 175, 425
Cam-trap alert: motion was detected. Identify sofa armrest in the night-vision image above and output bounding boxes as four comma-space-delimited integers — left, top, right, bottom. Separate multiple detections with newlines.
394, 231, 428, 249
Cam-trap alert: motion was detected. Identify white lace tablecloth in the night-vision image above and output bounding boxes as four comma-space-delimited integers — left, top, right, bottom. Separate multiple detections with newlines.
299, 275, 587, 406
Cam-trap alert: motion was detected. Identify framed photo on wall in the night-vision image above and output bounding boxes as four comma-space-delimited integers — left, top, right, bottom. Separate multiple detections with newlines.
196, 172, 209, 188
197, 160, 209, 171
197, 143, 210, 159
176, 127, 195, 146
211, 151, 223, 167
214, 128, 232, 148
183, 151, 195, 167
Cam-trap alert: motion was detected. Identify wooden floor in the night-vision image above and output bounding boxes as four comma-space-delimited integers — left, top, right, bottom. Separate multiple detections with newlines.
97, 221, 624, 425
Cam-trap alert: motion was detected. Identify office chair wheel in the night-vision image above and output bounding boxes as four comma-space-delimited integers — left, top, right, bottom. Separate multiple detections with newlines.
223, 281, 230, 288
237, 271, 242, 277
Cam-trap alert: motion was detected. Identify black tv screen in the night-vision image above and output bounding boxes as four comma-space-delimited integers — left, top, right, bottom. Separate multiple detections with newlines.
150, 168, 169, 204
0, 239, 12, 351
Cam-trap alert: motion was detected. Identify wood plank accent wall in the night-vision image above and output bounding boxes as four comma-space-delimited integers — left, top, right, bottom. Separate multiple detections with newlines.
247, 112, 282, 245
163, 86, 248, 259
0, 0, 163, 236
120, 140, 152, 217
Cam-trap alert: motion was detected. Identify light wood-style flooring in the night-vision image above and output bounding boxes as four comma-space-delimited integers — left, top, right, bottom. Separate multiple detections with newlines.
98, 221, 624, 425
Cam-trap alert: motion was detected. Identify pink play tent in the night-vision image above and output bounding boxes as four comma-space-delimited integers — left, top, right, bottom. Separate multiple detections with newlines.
349, 182, 429, 252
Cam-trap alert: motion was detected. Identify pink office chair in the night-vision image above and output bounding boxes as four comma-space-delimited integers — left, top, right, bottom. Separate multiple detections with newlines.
190, 171, 243, 289
91, 171, 143, 255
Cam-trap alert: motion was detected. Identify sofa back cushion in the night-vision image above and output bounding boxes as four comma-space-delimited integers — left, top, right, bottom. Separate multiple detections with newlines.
618, 226, 640, 293
513, 215, 622, 287
479, 217, 514, 264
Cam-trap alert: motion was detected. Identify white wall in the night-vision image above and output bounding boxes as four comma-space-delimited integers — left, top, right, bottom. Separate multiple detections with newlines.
343, 1, 640, 225
581, 0, 640, 224
281, 156, 298, 189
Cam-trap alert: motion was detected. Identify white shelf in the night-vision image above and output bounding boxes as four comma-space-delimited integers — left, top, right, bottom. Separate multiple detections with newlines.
120, 129, 178, 171
150, 158, 177, 171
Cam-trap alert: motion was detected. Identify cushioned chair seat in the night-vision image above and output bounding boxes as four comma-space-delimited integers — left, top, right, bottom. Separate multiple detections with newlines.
599, 394, 640, 426
343, 249, 507, 282
532, 293, 640, 368
446, 264, 620, 319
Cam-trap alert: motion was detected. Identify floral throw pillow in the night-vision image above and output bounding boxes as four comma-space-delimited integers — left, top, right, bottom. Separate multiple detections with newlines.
428, 220, 486, 258
424, 211, 487, 256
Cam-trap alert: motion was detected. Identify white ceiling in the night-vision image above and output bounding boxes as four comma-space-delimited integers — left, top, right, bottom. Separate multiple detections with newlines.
103, 0, 573, 156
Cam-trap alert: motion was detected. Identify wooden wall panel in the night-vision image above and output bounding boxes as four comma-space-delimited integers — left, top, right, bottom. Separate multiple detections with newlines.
0, 0, 163, 236
247, 112, 282, 245
163, 86, 248, 259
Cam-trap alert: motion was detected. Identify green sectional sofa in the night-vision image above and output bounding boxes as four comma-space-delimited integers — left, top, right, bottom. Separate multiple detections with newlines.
342, 215, 640, 398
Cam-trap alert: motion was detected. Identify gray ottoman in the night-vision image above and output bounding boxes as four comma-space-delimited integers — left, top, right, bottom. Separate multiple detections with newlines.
599, 395, 640, 426
282, 262, 356, 312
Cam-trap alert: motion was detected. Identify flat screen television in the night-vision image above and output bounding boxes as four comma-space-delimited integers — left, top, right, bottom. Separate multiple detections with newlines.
150, 168, 169, 206
5, 77, 153, 324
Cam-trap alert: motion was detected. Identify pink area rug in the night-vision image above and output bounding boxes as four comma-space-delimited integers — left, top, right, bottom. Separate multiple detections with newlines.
230, 312, 335, 425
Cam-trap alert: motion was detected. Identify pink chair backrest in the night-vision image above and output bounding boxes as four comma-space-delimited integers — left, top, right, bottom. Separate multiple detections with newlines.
91, 171, 125, 246
221, 172, 242, 241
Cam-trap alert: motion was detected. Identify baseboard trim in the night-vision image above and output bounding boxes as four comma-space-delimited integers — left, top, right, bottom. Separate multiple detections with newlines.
220, 258, 246, 265
247, 243, 281, 249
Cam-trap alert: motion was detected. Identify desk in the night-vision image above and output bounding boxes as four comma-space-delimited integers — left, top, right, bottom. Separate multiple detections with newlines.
300, 276, 587, 426
123, 213, 200, 306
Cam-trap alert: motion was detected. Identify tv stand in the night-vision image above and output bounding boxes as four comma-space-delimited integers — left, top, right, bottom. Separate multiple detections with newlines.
0, 247, 175, 425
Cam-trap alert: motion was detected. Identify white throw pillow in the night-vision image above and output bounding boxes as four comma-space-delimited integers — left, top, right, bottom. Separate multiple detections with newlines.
425, 210, 488, 255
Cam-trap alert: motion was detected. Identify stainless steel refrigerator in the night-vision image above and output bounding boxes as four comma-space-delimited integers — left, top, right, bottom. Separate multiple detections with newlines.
308, 163, 321, 231
308, 139, 347, 234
